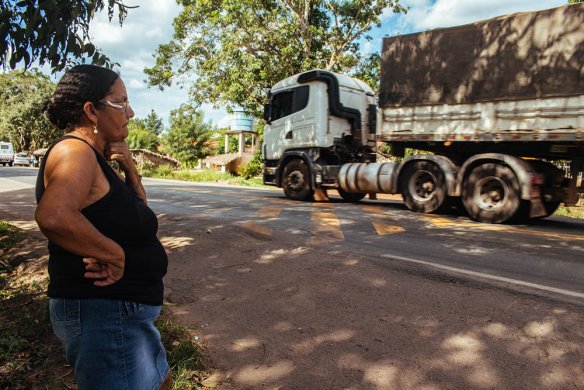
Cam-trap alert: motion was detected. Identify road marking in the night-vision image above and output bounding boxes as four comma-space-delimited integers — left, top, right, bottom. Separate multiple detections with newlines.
359, 204, 388, 212
421, 214, 462, 227
359, 205, 406, 235
381, 253, 584, 300
166, 187, 199, 192
372, 221, 405, 236
257, 206, 282, 219
308, 211, 344, 246
241, 221, 272, 236
511, 227, 584, 241
203, 207, 233, 213
422, 214, 584, 241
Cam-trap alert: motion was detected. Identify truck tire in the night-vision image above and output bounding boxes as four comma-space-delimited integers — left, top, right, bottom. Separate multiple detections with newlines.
400, 161, 447, 213
338, 188, 366, 202
282, 159, 314, 201
462, 163, 528, 223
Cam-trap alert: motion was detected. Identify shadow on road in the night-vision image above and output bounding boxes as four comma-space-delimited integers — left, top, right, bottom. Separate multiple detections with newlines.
159, 214, 584, 389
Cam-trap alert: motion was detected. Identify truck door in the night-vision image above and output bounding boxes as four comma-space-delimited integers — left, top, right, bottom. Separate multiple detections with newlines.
263, 85, 314, 160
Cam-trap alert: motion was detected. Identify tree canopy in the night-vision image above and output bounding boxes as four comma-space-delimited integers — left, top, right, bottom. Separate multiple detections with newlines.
127, 110, 164, 151
0, 70, 60, 151
145, 0, 405, 117
1, 0, 134, 72
162, 104, 212, 167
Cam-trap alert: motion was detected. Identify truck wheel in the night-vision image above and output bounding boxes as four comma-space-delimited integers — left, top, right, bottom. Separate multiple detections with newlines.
282, 159, 314, 201
462, 163, 528, 223
338, 188, 366, 202
400, 161, 447, 213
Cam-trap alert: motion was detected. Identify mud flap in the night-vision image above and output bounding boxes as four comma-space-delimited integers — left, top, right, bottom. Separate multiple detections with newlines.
529, 198, 547, 218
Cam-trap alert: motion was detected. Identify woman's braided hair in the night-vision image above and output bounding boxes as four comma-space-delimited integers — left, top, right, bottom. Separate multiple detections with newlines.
45, 65, 119, 130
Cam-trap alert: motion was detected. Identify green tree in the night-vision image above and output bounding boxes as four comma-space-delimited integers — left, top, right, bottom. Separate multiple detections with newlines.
126, 110, 164, 151
145, 0, 405, 117
142, 110, 164, 136
127, 121, 160, 151
163, 104, 212, 166
352, 52, 381, 92
1, 1, 135, 72
0, 70, 60, 151
568, 1, 582, 4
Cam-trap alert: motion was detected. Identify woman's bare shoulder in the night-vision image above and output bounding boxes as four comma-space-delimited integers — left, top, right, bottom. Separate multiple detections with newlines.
44, 138, 99, 181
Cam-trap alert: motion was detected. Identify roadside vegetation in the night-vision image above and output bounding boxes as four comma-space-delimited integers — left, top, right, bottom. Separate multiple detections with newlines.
141, 164, 264, 188
555, 205, 584, 219
0, 220, 208, 389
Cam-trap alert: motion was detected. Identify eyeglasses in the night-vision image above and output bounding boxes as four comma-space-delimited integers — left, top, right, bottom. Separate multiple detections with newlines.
99, 100, 131, 112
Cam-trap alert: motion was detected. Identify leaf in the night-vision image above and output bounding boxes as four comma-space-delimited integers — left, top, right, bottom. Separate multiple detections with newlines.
2, 0, 133, 72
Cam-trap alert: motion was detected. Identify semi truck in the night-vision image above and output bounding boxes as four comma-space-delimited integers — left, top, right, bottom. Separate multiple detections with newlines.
261, 3, 584, 224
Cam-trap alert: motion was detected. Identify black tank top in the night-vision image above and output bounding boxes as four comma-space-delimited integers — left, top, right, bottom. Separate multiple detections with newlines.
36, 136, 167, 305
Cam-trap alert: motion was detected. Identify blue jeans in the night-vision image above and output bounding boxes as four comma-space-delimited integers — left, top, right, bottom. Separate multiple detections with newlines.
49, 298, 170, 390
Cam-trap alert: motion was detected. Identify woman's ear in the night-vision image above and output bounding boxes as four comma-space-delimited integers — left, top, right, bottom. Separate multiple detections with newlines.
82, 101, 99, 124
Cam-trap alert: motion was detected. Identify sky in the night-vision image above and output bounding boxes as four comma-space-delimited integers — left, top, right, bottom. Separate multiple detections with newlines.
58, 0, 568, 128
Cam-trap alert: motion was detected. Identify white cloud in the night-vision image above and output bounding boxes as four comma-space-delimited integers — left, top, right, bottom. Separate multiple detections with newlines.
127, 78, 146, 89
86, 0, 200, 127
403, 0, 567, 31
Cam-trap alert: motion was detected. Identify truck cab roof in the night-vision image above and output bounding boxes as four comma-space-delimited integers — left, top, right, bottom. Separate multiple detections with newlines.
271, 69, 375, 96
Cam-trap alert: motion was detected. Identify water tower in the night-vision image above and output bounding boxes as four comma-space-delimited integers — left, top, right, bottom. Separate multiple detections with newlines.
225, 110, 256, 155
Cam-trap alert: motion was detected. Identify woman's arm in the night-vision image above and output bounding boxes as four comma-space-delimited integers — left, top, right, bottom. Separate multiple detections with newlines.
106, 140, 147, 203
35, 140, 125, 286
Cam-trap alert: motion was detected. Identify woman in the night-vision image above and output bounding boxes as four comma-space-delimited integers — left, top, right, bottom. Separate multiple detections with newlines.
35, 65, 171, 390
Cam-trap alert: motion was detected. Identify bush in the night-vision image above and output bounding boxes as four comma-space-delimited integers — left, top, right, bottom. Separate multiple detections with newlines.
140, 164, 174, 178
238, 150, 263, 179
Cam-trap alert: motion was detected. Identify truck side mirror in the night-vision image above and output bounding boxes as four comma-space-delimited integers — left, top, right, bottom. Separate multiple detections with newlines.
263, 104, 272, 124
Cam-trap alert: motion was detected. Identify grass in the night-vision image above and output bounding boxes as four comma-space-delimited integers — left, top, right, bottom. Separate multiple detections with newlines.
141, 165, 265, 187
157, 309, 208, 389
0, 220, 208, 389
0, 220, 24, 251
555, 205, 584, 219
0, 222, 61, 389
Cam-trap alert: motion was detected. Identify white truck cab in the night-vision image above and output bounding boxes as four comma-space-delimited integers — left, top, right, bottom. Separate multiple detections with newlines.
263, 70, 376, 161
0, 142, 14, 166
262, 70, 378, 199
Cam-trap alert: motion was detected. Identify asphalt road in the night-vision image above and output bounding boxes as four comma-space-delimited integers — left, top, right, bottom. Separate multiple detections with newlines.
2, 166, 583, 302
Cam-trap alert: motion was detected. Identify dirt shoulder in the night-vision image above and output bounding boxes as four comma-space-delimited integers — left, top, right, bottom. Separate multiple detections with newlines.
159, 214, 584, 389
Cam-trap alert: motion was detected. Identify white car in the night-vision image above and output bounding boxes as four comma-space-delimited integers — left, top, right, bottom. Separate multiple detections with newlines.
13, 153, 31, 166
